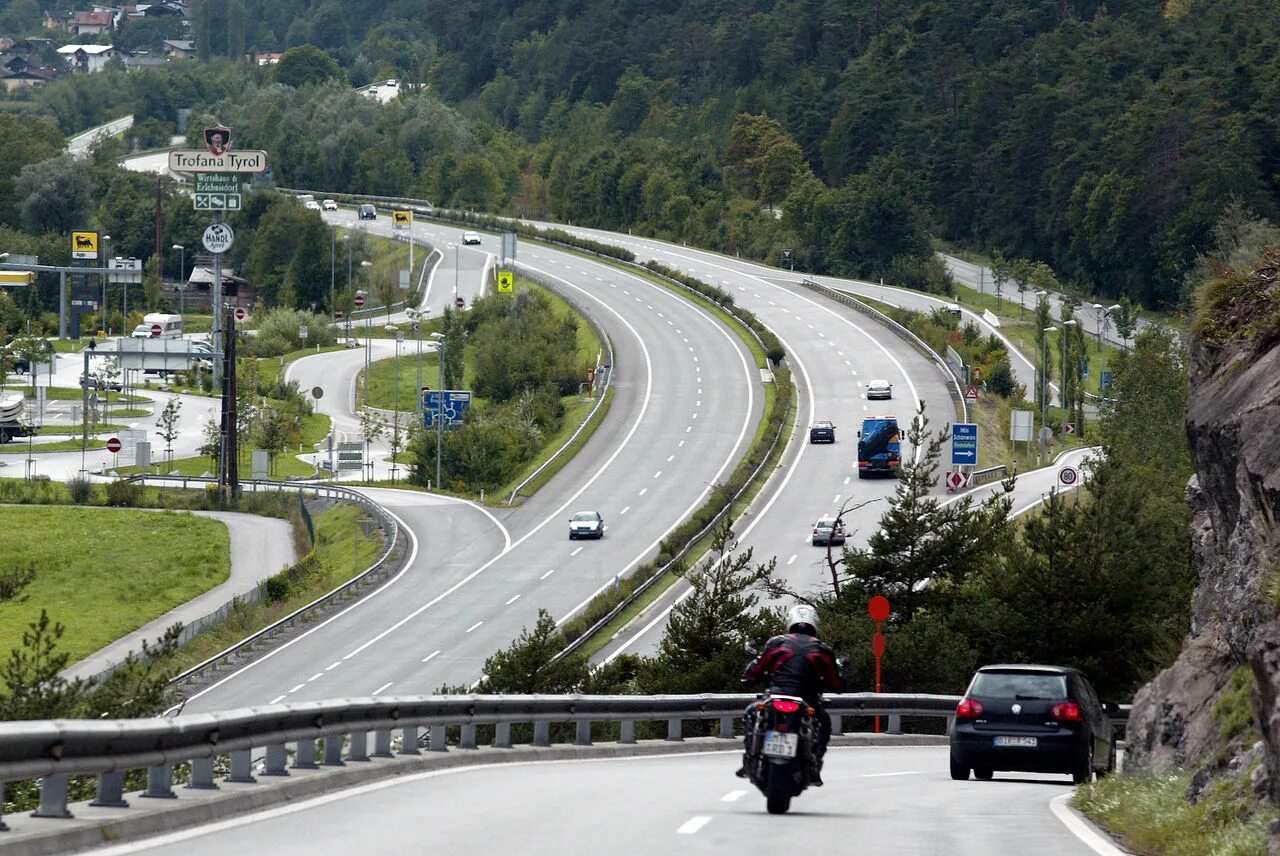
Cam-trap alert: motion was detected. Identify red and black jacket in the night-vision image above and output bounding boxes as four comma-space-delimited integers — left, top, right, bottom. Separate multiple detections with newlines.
743, 633, 846, 703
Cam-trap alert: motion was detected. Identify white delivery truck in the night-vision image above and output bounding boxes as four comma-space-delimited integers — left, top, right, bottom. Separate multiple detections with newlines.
131, 313, 184, 340
0, 391, 25, 443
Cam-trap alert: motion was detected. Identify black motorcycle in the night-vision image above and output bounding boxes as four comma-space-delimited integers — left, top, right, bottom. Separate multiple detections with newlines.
742, 690, 819, 814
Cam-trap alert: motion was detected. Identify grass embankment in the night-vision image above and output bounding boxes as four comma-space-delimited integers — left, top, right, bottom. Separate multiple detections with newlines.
0, 506, 229, 667
1075, 773, 1275, 856
165, 502, 382, 675
2, 385, 149, 404
0, 439, 107, 454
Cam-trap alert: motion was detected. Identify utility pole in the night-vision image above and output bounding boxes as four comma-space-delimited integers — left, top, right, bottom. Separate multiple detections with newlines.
218, 302, 239, 500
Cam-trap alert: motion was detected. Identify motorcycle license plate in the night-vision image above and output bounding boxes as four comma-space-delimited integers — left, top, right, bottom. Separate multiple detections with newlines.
762, 731, 799, 758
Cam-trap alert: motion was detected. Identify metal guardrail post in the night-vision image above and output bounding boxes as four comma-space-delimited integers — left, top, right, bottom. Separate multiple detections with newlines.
400, 726, 421, 755
293, 739, 318, 770
429, 726, 448, 752
718, 716, 736, 739
322, 736, 345, 766
458, 725, 477, 750
263, 744, 289, 776
887, 715, 903, 735
348, 731, 370, 762
91, 771, 128, 807
831, 714, 844, 736
372, 730, 394, 758
533, 721, 550, 747
228, 749, 255, 783
188, 757, 217, 789
144, 764, 177, 797
33, 774, 71, 818
574, 720, 592, 746
666, 719, 683, 742
619, 720, 636, 744
493, 722, 512, 749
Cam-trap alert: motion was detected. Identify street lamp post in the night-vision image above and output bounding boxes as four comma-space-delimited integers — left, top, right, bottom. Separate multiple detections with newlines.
330, 232, 336, 323
172, 244, 185, 315
360, 260, 373, 401
386, 324, 401, 482
101, 235, 111, 335
1061, 319, 1077, 437
1041, 325, 1055, 435
430, 331, 444, 490
448, 242, 459, 305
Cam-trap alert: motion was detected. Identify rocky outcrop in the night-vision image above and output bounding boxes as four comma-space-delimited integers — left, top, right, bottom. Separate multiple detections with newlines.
1125, 264, 1280, 843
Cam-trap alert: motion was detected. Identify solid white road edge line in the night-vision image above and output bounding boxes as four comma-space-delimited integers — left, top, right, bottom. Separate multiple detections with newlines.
1049, 792, 1127, 856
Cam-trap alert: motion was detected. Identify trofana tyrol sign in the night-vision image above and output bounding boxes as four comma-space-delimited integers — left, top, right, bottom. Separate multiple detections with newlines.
169, 149, 268, 173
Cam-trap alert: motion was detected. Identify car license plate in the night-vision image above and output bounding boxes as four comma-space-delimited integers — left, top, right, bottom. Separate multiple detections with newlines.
762, 731, 799, 758
993, 735, 1038, 748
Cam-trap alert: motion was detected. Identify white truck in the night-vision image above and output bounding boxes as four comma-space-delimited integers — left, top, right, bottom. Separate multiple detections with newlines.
0, 391, 25, 443
131, 313, 184, 340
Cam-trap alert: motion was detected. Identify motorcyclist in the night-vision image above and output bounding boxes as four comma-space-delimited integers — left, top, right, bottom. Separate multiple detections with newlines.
736, 604, 846, 786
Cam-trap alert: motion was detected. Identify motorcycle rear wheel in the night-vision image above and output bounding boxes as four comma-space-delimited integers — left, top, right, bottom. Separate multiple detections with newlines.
765, 766, 793, 815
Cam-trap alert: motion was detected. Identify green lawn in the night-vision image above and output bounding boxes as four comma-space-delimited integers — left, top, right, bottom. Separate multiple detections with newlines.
0, 506, 230, 668
2, 385, 150, 403
0, 438, 107, 454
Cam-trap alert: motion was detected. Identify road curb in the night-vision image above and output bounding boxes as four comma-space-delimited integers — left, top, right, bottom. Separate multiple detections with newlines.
1049, 792, 1131, 855
0, 735, 945, 855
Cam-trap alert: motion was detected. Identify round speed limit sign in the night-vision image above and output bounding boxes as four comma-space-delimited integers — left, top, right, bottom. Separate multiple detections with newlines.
1058, 466, 1079, 486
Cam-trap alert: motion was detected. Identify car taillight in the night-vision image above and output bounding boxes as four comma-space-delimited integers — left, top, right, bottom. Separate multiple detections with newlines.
955, 698, 984, 719
858, 461, 868, 467
813, 527, 819, 534
772, 699, 801, 714
1051, 702, 1083, 722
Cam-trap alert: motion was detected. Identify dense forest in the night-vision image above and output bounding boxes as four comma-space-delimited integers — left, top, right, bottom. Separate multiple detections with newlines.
5, 0, 1280, 309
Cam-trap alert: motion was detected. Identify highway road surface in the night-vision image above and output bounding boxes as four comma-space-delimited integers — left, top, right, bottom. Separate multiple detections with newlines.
105, 746, 1112, 855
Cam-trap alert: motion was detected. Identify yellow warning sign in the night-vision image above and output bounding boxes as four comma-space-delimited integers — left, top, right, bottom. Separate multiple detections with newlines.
392, 210, 411, 228
71, 230, 99, 259
0, 271, 35, 285
497, 270, 514, 293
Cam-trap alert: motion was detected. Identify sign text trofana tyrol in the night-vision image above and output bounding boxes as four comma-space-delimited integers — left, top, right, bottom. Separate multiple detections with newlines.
168, 150, 268, 173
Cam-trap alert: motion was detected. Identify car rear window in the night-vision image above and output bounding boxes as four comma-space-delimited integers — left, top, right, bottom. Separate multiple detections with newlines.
970, 671, 1068, 700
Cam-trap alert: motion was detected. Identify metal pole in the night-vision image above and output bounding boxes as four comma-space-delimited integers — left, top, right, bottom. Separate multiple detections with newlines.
212, 211, 224, 387
80, 348, 90, 474
1062, 327, 1068, 437
330, 232, 335, 323
392, 339, 400, 482
436, 338, 443, 491
453, 244, 459, 303
58, 270, 67, 339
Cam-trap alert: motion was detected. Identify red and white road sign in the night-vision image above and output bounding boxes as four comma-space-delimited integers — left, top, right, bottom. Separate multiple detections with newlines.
354, 293, 366, 309
1064, 422, 1075, 434
234, 306, 248, 322
964, 385, 979, 401
455, 296, 465, 308
106, 437, 122, 453
150, 323, 162, 337
945, 471, 970, 492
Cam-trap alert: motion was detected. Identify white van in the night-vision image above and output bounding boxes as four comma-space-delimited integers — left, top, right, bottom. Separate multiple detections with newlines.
944, 303, 962, 319
132, 313, 184, 339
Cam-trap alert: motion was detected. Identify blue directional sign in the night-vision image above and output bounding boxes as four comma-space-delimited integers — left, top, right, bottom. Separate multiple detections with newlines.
1100, 370, 1113, 391
421, 389, 472, 428
1080, 359, 1089, 380
951, 422, 978, 466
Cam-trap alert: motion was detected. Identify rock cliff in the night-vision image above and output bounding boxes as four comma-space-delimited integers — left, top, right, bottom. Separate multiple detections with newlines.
1126, 257, 1280, 840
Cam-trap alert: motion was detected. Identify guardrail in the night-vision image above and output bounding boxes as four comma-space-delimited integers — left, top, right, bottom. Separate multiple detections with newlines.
798, 278, 969, 424
0, 692, 957, 834
971, 464, 1008, 486
121, 476, 403, 689
506, 264, 616, 505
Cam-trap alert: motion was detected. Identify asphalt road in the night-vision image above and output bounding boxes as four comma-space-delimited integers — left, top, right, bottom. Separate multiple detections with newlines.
181, 218, 761, 710
112, 746, 1105, 855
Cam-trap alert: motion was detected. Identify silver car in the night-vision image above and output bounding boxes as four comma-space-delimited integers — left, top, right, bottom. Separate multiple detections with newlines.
866, 379, 893, 400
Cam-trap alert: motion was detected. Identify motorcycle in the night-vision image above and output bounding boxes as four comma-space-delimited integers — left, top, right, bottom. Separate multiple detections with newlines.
740, 641, 850, 814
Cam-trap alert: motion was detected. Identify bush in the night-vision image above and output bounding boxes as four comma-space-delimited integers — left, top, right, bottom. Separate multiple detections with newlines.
105, 478, 141, 507
245, 308, 335, 357
67, 477, 93, 505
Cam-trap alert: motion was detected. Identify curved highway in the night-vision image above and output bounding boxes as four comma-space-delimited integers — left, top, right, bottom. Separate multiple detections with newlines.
105, 746, 1110, 855
182, 212, 761, 710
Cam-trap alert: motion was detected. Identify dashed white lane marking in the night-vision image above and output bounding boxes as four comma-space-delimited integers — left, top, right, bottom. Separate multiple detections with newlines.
288, 683, 305, 693
308, 673, 323, 681
639, 488, 648, 496
698, 388, 703, 394
844, 476, 851, 485
326, 662, 341, 670
269, 694, 286, 704
833, 494, 842, 504
372, 682, 394, 696
541, 569, 556, 580
678, 440, 685, 448
787, 554, 797, 565
692, 413, 699, 419
722, 790, 747, 802
677, 816, 712, 835
620, 506, 631, 515
860, 771, 921, 778
505, 594, 520, 605
465, 621, 484, 633
696, 400, 701, 407
571, 546, 583, 556
654, 470, 663, 478
667, 455, 674, 462
422, 650, 441, 663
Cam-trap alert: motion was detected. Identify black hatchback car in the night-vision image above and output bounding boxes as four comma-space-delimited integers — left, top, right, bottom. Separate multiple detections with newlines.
949, 664, 1115, 784
809, 421, 836, 443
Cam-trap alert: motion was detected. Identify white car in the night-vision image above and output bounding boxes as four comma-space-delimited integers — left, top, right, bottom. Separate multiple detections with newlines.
569, 510, 604, 540
462, 231, 482, 245
304, 200, 321, 211
322, 199, 338, 211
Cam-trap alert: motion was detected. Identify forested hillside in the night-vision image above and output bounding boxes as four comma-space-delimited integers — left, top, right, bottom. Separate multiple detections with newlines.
8, 0, 1280, 308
